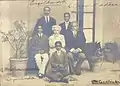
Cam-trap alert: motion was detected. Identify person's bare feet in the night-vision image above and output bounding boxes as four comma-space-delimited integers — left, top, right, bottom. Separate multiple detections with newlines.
43, 77, 51, 82
69, 76, 77, 81
64, 75, 77, 81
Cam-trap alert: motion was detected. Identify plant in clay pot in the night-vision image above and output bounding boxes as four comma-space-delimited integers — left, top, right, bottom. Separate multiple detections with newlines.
0, 20, 30, 77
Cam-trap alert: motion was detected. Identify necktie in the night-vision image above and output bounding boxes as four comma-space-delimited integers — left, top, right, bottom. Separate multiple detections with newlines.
65, 22, 69, 30
39, 33, 42, 38
46, 16, 49, 23
66, 23, 68, 30
41, 34, 42, 38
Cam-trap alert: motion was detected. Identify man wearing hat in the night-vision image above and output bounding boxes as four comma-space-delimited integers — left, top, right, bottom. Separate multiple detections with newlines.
30, 25, 49, 78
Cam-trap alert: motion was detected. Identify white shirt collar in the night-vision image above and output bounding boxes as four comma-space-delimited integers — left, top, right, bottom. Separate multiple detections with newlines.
38, 33, 43, 37
65, 21, 70, 24
44, 16, 50, 22
57, 50, 61, 55
53, 34, 60, 37
44, 15, 50, 17
65, 21, 70, 29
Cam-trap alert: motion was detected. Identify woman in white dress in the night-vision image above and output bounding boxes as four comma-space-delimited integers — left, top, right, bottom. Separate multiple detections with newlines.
49, 25, 66, 57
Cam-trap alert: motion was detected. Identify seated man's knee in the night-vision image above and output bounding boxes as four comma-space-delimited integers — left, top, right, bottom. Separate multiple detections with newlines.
67, 52, 73, 59
43, 53, 49, 61
34, 53, 41, 59
78, 53, 86, 59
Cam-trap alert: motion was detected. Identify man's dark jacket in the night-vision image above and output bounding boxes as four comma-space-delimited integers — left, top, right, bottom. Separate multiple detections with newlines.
65, 30, 86, 52
33, 16, 56, 37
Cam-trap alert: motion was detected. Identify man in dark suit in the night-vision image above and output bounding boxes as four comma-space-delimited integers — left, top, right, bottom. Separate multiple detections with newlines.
59, 12, 72, 36
65, 21, 87, 75
33, 6, 56, 37
30, 25, 49, 78
46, 41, 69, 83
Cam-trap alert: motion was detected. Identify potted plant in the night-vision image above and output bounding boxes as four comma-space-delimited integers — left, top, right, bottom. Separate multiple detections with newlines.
103, 42, 118, 63
0, 20, 30, 77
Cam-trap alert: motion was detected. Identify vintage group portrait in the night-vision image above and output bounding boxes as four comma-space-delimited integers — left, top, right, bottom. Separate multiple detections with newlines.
0, 0, 120, 86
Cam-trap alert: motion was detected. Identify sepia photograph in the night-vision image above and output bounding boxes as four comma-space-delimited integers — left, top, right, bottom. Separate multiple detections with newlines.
0, 0, 120, 86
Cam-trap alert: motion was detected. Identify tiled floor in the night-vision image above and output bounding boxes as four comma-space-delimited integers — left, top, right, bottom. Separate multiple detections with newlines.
1, 61, 120, 86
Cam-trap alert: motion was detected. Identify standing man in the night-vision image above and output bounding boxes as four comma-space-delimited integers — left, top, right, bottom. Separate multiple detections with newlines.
30, 25, 49, 78
59, 12, 72, 36
33, 6, 56, 37
65, 21, 87, 75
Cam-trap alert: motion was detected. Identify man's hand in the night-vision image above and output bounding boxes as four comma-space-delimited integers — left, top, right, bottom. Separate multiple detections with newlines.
29, 37, 32, 40
38, 50, 45, 54
72, 50, 77, 53
75, 48, 82, 53
58, 64, 65, 71
70, 48, 75, 53
58, 64, 64, 68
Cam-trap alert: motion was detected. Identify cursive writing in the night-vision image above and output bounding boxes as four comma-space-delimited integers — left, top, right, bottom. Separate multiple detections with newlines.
98, 2, 120, 7
91, 80, 120, 85
68, 1, 120, 9
29, 0, 67, 6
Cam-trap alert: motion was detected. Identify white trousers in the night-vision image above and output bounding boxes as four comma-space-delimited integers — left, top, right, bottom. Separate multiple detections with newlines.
34, 53, 49, 75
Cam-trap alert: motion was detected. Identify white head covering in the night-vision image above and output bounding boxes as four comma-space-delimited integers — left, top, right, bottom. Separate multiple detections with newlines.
52, 25, 61, 32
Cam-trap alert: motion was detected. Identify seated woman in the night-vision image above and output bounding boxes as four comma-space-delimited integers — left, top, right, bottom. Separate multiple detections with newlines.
49, 25, 66, 57
46, 41, 69, 83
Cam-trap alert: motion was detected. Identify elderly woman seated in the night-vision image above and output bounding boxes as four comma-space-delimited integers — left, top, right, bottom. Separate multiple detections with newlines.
49, 25, 66, 57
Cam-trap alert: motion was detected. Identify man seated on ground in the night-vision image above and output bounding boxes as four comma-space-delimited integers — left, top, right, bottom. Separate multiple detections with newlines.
46, 41, 69, 83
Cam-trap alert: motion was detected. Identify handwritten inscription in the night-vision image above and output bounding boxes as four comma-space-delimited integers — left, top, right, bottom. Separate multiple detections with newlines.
91, 80, 120, 85
29, 0, 67, 6
98, 2, 120, 7
68, 2, 120, 9
29, 0, 120, 8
